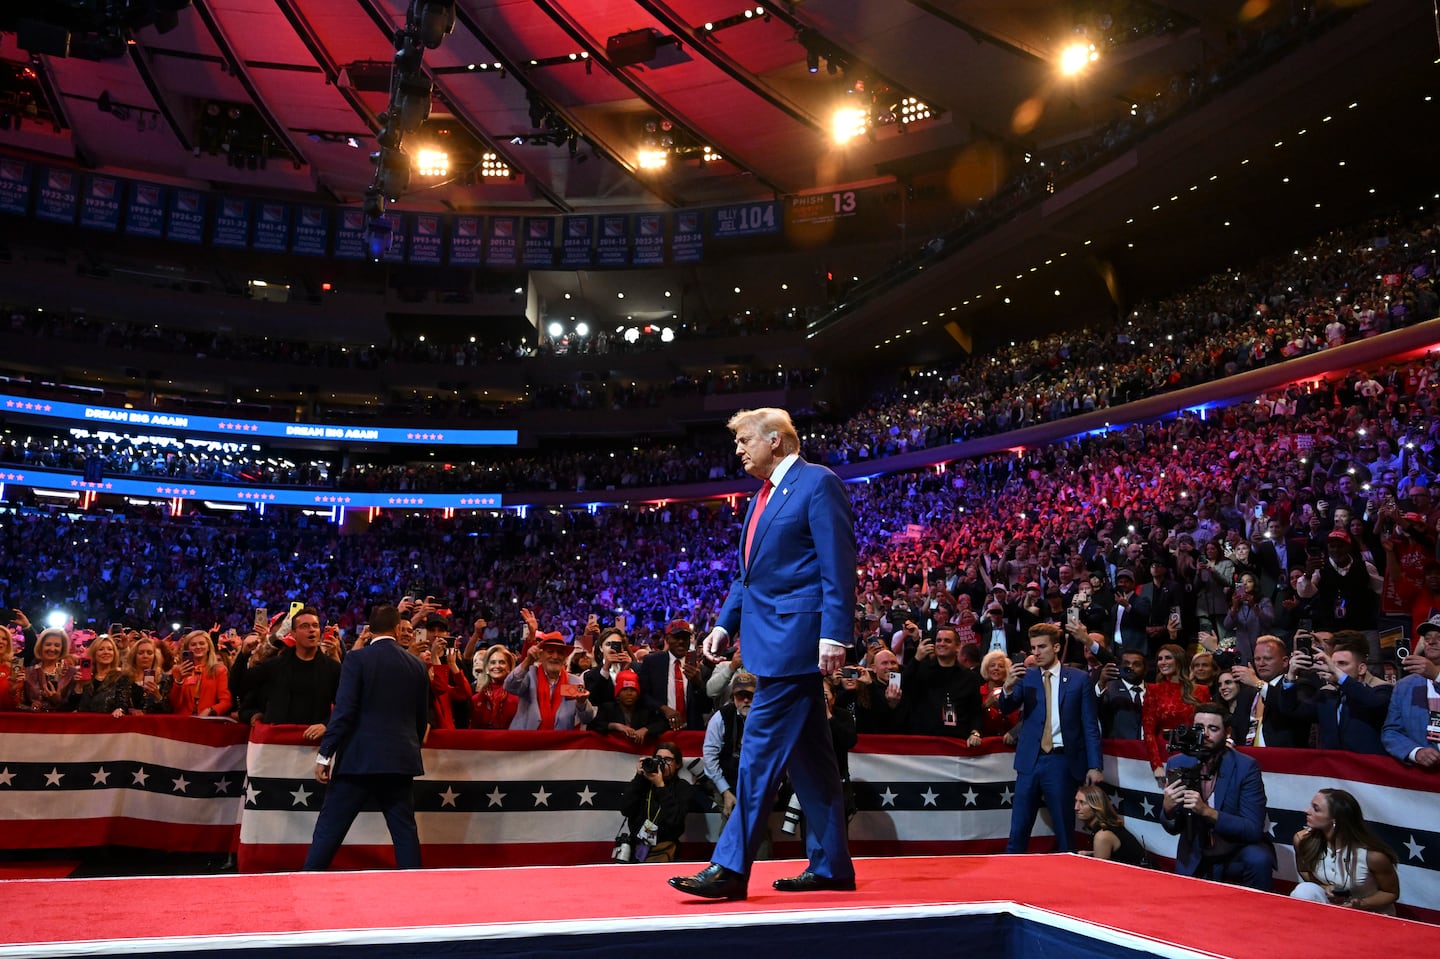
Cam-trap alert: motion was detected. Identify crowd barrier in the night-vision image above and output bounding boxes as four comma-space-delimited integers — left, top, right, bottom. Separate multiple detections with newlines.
2, 714, 1436, 919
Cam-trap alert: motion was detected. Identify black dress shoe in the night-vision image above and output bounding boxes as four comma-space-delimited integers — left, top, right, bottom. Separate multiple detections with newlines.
669, 863, 748, 901
772, 870, 856, 892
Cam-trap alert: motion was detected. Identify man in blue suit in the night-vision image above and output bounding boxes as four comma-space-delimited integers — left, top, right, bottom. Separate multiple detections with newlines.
303, 603, 431, 870
1160, 702, 1275, 890
670, 407, 856, 901
1381, 620, 1440, 768
998, 623, 1103, 853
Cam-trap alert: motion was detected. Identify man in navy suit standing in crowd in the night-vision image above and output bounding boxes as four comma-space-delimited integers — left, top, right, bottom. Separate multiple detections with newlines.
303, 603, 430, 870
670, 407, 856, 901
999, 622, 1103, 852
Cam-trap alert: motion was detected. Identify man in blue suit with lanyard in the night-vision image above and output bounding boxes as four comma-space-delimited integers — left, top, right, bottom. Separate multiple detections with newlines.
998, 622, 1104, 853
670, 407, 857, 901
303, 603, 430, 870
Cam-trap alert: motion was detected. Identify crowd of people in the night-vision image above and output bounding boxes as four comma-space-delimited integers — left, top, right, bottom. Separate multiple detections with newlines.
3, 208, 1436, 498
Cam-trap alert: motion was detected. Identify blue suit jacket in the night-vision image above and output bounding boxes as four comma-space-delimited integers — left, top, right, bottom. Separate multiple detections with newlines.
997, 664, 1103, 783
317, 638, 429, 776
1160, 747, 1274, 877
717, 458, 856, 678
1279, 676, 1391, 754
1383, 674, 1439, 763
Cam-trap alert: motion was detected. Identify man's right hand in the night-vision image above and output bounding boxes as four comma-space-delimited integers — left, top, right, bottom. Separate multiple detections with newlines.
701, 627, 728, 662
1416, 748, 1440, 768
1004, 660, 1024, 691
722, 790, 736, 816
1402, 653, 1440, 680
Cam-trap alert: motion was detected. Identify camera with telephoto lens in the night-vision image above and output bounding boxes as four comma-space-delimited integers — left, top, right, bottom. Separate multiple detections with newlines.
611, 827, 634, 863
641, 756, 664, 775
1166, 722, 1212, 763
780, 791, 804, 835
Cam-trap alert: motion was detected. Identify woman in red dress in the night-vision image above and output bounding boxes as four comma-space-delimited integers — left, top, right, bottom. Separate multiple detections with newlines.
1144, 642, 1210, 781
470, 645, 519, 729
978, 649, 1020, 743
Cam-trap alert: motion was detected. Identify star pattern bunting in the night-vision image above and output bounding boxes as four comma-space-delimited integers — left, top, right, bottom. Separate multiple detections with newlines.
0, 760, 240, 798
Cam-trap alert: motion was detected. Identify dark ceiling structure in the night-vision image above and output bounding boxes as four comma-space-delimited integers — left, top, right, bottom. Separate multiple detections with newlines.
0, 0, 1435, 369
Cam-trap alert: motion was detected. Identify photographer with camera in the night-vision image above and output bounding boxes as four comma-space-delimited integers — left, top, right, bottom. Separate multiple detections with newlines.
616, 742, 696, 864
1160, 703, 1275, 891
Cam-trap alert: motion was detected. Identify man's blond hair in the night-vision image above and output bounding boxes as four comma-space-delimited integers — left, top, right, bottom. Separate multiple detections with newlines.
727, 407, 800, 456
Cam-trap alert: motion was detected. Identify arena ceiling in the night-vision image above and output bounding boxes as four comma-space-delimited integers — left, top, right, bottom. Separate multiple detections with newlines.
0, 0, 1435, 366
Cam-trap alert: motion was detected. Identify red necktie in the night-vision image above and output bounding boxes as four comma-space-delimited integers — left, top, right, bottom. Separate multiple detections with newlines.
744, 479, 774, 564
673, 658, 685, 713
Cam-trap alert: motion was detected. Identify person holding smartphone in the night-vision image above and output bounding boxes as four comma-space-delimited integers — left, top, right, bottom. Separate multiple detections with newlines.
168, 630, 233, 717
21, 627, 76, 712
503, 630, 595, 730
636, 619, 711, 732
125, 636, 173, 714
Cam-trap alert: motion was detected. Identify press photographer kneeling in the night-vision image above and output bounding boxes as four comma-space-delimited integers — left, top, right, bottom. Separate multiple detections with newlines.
1159, 702, 1275, 891
614, 741, 695, 864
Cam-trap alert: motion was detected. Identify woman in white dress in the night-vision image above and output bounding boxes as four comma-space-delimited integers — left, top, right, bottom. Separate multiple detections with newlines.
1291, 788, 1399, 914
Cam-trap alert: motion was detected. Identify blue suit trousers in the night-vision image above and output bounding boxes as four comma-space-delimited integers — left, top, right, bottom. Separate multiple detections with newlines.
712, 672, 853, 880
303, 773, 422, 870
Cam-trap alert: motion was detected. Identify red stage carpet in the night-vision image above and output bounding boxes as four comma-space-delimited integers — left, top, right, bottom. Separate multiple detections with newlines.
1, 855, 1437, 959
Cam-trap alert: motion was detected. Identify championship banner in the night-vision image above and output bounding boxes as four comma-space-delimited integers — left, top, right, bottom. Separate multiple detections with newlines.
35, 166, 78, 224
522, 216, 554, 267
671, 210, 703, 264
252, 202, 290, 253
78, 175, 121, 231
125, 181, 166, 238
380, 212, 406, 264
485, 216, 517, 267
0, 156, 29, 215
166, 189, 205, 244
290, 205, 328, 257
449, 215, 482, 265
0, 714, 247, 852
408, 213, 444, 265
333, 209, 367, 260
560, 215, 592, 268
212, 196, 251, 249
596, 214, 628, 267
633, 213, 664, 266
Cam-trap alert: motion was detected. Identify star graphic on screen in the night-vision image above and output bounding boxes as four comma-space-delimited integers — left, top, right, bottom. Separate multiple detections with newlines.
961, 787, 979, 806
1140, 797, 1156, 819
577, 785, 596, 806
532, 786, 552, 807
91, 767, 111, 786
920, 788, 940, 807
486, 787, 506, 808
44, 768, 64, 787
133, 767, 150, 787
439, 786, 460, 808
1404, 835, 1426, 862
214, 777, 232, 796
879, 787, 898, 807
999, 786, 1014, 806
0, 768, 14, 787
290, 785, 312, 807
172, 775, 191, 794
245, 781, 261, 806
1266, 819, 1276, 837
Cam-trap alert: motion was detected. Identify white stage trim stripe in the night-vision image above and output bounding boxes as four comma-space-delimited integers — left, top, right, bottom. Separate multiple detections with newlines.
0, 897, 1219, 959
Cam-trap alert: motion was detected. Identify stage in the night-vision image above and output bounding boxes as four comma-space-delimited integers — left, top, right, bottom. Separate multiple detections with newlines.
3, 855, 1437, 959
